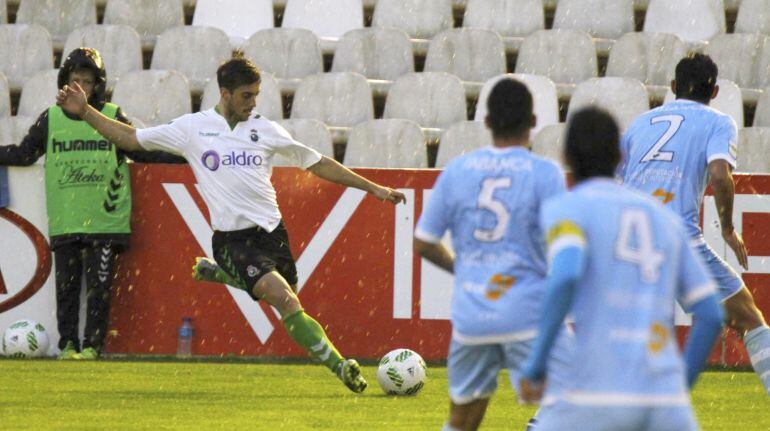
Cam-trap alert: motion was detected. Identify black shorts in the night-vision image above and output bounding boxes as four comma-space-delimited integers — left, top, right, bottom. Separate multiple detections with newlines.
211, 221, 298, 300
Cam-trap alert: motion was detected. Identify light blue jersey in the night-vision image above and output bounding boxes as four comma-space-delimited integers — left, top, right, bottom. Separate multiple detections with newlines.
619, 100, 738, 238
541, 179, 716, 403
415, 146, 565, 343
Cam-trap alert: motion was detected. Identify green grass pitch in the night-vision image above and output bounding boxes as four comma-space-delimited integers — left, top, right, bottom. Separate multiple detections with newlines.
0, 359, 767, 430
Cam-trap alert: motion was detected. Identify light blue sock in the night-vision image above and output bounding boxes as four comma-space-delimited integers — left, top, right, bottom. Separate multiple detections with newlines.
441, 423, 461, 431
745, 325, 770, 396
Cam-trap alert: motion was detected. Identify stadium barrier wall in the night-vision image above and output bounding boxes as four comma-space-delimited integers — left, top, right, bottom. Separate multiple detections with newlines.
1, 164, 769, 364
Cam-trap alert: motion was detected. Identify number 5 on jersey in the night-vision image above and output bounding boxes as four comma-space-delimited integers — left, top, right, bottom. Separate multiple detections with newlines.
474, 177, 512, 242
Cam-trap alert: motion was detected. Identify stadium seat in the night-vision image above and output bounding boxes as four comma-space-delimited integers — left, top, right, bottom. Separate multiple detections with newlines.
0, 24, 53, 92
436, 121, 493, 167
200, 72, 283, 120
567, 77, 650, 131
474, 73, 559, 136
735, 0, 770, 35
282, 0, 363, 40
424, 28, 506, 85
103, 0, 184, 47
343, 119, 427, 168
705, 33, 770, 91
17, 69, 57, 118
151, 26, 233, 93
331, 28, 414, 81
63, 25, 142, 90
0, 73, 8, 118
192, 0, 274, 47
275, 119, 334, 166
643, 0, 726, 43
605, 32, 687, 91
552, 0, 634, 40
0, 0, 7, 24
663, 79, 745, 128
463, 0, 544, 38
753, 88, 770, 127
111, 70, 191, 127
515, 29, 597, 85
372, 0, 453, 40
0, 116, 36, 151
532, 123, 566, 168
737, 127, 770, 173
242, 28, 322, 91
15, 0, 96, 48
290, 72, 373, 127
383, 72, 467, 129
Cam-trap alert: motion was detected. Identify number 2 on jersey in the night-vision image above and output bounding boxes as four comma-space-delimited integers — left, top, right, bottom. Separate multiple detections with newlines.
473, 177, 512, 242
615, 209, 664, 284
640, 114, 684, 163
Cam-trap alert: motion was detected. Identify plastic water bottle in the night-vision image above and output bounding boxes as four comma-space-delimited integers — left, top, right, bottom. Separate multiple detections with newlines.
176, 317, 194, 358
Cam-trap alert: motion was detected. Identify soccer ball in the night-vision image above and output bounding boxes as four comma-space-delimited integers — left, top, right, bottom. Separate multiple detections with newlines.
376, 348, 427, 395
2, 319, 50, 358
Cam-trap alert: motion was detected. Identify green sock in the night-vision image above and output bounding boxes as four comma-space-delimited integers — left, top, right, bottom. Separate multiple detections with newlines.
283, 310, 344, 372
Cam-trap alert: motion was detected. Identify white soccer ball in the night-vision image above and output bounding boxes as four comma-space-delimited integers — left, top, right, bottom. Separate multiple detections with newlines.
376, 348, 427, 395
2, 319, 50, 358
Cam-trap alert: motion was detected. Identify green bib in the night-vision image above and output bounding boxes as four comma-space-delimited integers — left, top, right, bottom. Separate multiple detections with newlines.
45, 104, 131, 237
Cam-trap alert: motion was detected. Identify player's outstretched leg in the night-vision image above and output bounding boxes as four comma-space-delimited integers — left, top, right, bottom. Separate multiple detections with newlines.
191, 257, 247, 290
725, 287, 770, 395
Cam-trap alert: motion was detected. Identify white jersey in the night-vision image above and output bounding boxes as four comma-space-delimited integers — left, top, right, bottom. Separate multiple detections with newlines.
136, 109, 322, 232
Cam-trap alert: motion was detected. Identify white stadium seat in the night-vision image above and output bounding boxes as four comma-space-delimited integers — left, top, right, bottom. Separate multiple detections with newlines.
242, 28, 323, 81
111, 70, 191, 127
705, 33, 770, 91
384, 72, 467, 129
344, 119, 427, 168
436, 121, 493, 168
553, 0, 634, 39
282, 0, 363, 40
0, 72, 8, 118
474, 73, 559, 136
735, 0, 770, 36
372, 0, 453, 39
17, 69, 58, 118
568, 77, 650, 131
755, 88, 770, 127
663, 79, 745, 128
606, 32, 687, 87
0, 24, 53, 92
643, 0, 726, 43
291, 72, 373, 127
0, 116, 36, 151
424, 28, 506, 84
103, 0, 184, 47
192, 0, 274, 47
532, 123, 567, 169
275, 119, 334, 167
63, 25, 143, 90
331, 28, 414, 81
737, 127, 770, 173
0, 0, 5, 24
463, 0, 544, 38
16, 0, 96, 47
200, 72, 283, 120
515, 29, 597, 84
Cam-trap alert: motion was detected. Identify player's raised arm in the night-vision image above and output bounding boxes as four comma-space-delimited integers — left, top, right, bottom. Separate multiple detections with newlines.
306, 156, 406, 204
57, 82, 143, 152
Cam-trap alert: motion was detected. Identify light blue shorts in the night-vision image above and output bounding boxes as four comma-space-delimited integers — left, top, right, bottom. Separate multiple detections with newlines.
534, 400, 698, 431
695, 242, 744, 301
447, 331, 573, 405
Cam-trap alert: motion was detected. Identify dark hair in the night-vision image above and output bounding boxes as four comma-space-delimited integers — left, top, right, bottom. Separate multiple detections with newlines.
674, 53, 718, 102
565, 107, 620, 182
58, 47, 107, 105
216, 54, 261, 93
485, 78, 533, 139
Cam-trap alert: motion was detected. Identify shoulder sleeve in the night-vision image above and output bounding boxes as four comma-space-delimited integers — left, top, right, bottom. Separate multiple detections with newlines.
135, 115, 190, 156
706, 114, 737, 169
540, 196, 586, 264
415, 166, 453, 243
676, 224, 718, 311
537, 160, 567, 202
0, 110, 48, 166
617, 129, 632, 180
264, 121, 322, 169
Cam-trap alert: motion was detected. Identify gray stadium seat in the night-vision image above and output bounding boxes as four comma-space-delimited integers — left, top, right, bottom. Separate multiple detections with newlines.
200, 72, 283, 120
705, 33, 770, 91
344, 119, 427, 168
282, 0, 363, 40
532, 123, 566, 169
372, 0, 453, 39
515, 29, 597, 85
0, 116, 36, 154
242, 28, 323, 88
606, 33, 687, 87
63, 25, 142, 90
737, 127, 770, 173
17, 69, 57, 118
16, 0, 96, 47
753, 88, 770, 127
735, 0, 770, 36
643, 0, 726, 43
331, 28, 414, 81
290, 72, 373, 127
103, 0, 184, 47
151, 26, 233, 93
474, 73, 559, 136
568, 77, 650, 131
463, 0, 544, 38
192, 0, 274, 47
0, 0, 7, 24
436, 121, 492, 168
663, 79, 745, 128
275, 119, 334, 167
424, 28, 506, 84
0, 73, 8, 118
0, 24, 53, 92
384, 72, 467, 129
111, 70, 191, 127
553, 0, 634, 39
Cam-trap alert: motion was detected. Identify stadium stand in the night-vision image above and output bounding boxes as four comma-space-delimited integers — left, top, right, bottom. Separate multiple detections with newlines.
755, 88, 770, 127
735, 0, 770, 35
15, 0, 96, 49
663, 78, 745, 128
0, 115, 34, 151
275, 118, 335, 166
290, 72, 373, 128
282, 0, 363, 40
515, 29, 597, 90
643, 0, 726, 43
330, 27, 414, 83
343, 119, 427, 168
372, 0, 453, 40
424, 28, 506, 91
532, 123, 566, 169
110, 70, 191, 127
191, 0, 274, 47
737, 127, 770, 173
200, 71, 283, 120
17, 68, 56, 118
103, 0, 184, 48
63, 25, 142, 90
241, 28, 322, 93
0, 24, 53, 92
0, 72, 8, 118
383, 72, 466, 129
567, 77, 650, 131
705, 33, 770, 102
553, 0, 634, 40
463, 0, 544, 38
0, 0, 5, 24
436, 120, 492, 168
474, 73, 559, 136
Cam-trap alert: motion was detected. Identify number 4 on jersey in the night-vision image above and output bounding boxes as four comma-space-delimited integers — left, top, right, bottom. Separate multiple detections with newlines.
615, 209, 665, 284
